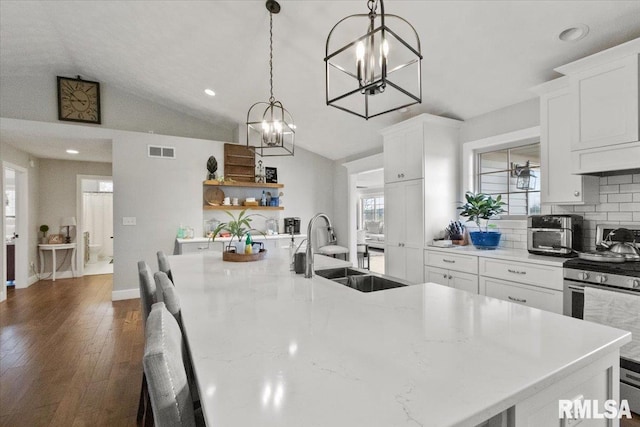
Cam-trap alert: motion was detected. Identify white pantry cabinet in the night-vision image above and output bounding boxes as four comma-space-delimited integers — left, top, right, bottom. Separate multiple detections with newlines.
383, 125, 423, 183
385, 179, 424, 284
532, 78, 599, 204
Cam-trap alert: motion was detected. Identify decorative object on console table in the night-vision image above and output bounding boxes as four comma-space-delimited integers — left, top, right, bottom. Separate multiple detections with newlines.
224, 143, 255, 182
48, 234, 64, 244
206, 156, 218, 180
457, 192, 505, 250
57, 76, 101, 124
265, 167, 277, 183
211, 209, 267, 262
39, 224, 49, 244
60, 216, 76, 244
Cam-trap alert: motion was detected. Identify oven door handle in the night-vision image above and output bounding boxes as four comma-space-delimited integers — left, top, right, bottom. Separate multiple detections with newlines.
567, 282, 640, 297
567, 285, 585, 292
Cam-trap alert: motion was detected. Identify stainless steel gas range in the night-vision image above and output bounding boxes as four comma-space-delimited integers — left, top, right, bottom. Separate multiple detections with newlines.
563, 224, 640, 413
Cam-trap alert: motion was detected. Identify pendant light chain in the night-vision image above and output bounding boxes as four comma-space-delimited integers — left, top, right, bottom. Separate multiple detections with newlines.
269, 11, 275, 103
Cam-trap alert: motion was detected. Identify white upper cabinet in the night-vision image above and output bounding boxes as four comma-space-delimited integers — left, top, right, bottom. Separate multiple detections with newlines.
383, 125, 423, 183
569, 55, 639, 150
532, 78, 599, 204
549, 39, 640, 174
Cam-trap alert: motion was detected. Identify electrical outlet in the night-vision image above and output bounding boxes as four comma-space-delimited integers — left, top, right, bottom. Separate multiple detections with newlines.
122, 217, 137, 226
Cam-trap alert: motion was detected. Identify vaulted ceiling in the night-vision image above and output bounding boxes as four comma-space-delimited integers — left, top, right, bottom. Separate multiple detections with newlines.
2, 1, 640, 161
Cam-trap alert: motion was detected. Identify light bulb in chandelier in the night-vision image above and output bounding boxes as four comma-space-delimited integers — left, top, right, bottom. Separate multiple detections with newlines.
356, 37, 389, 95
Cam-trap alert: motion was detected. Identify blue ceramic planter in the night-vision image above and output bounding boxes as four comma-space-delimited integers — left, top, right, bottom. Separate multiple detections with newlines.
469, 231, 501, 250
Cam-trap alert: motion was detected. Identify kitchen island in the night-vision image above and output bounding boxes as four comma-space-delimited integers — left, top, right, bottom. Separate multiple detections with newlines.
170, 249, 631, 426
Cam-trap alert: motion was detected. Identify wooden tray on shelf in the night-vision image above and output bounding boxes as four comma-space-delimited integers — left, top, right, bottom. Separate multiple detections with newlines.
224, 143, 255, 183
204, 188, 224, 206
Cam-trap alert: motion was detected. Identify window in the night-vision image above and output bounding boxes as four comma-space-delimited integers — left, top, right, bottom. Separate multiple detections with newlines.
360, 195, 384, 226
477, 143, 541, 216
98, 181, 113, 192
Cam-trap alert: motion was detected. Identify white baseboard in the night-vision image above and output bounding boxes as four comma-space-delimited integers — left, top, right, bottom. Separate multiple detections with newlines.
37, 271, 76, 281
112, 288, 140, 301
15, 274, 43, 289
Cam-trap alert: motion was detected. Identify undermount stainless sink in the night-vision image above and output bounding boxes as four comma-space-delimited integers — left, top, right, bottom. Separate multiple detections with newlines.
314, 267, 368, 280
315, 267, 408, 293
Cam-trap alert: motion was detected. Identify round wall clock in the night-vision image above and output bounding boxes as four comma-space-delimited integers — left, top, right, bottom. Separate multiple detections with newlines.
57, 76, 101, 124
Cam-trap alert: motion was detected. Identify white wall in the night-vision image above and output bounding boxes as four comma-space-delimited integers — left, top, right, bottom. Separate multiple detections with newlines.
1, 143, 40, 283
112, 134, 334, 300
0, 74, 234, 142
459, 98, 539, 144
38, 159, 112, 274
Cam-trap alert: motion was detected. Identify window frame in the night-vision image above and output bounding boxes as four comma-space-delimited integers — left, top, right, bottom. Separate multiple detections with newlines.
462, 126, 541, 221
359, 192, 384, 229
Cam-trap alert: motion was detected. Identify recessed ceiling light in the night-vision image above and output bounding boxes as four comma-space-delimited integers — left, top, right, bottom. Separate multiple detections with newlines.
204, 88, 216, 96
66, 149, 79, 154
559, 24, 589, 42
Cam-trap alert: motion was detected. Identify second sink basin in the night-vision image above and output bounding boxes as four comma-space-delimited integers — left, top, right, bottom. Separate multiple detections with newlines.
315, 267, 408, 293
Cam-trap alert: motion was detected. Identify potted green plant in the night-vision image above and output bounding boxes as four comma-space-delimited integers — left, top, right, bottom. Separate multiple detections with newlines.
39, 224, 49, 244
211, 210, 266, 261
457, 192, 506, 250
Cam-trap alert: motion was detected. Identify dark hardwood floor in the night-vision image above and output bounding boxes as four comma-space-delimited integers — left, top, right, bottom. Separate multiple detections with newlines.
0, 275, 143, 427
1, 275, 639, 426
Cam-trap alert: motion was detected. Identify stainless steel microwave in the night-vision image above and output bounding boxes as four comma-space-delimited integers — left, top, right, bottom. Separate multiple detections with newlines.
527, 215, 583, 256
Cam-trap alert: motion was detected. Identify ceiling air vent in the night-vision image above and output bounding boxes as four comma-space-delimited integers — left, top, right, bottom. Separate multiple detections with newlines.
148, 145, 176, 159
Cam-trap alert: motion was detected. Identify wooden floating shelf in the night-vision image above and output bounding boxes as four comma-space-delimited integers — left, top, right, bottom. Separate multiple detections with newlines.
203, 205, 284, 211
203, 180, 284, 189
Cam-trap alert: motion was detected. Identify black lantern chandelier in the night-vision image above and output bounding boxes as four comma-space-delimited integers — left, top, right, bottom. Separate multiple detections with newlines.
246, 0, 294, 157
324, 0, 422, 120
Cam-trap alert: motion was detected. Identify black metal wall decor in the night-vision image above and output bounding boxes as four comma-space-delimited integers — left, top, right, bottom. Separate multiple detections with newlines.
246, 0, 295, 157
325, 0, 422, 119
265, 167, 278, 183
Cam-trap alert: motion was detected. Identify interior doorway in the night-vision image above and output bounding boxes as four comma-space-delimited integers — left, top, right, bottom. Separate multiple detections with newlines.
3, 162, 29, 297
355, 169, 385, 274
77, 175, 113, 276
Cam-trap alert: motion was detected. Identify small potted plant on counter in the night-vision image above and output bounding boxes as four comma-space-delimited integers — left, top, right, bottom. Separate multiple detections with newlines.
457, 192, 506, 250
211, 210, 267, 262
39, 224, 49, 244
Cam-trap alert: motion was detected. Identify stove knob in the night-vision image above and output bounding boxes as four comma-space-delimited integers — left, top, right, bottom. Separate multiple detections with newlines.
595, 275, 607, 284
578, 272, 590, 280
629, 279, 640, 289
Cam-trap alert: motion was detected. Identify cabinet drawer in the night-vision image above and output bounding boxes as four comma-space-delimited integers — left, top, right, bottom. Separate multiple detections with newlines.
425, 250, 478, 274
179, 242, 223, 254
479, 258, 563, 291
480, 277, 563, 314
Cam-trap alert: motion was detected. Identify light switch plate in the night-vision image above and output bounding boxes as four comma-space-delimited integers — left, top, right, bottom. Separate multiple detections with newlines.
122, 217, 137, 226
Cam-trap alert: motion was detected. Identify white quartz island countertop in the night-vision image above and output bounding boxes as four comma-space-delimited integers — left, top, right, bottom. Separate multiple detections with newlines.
170, 250, 630, 427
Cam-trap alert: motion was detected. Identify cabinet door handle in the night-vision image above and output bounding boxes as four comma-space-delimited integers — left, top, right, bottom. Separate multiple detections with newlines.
443, 259, 455, 263
574, 191, 580, 197
397, 173, 401, 178
508, 296, 527, 303
507, 269, 526, 275
448, 275, 453, 280
443, 274, 447, 279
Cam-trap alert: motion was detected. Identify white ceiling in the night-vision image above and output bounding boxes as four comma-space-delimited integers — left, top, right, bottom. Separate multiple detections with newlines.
1, 1, 640, 161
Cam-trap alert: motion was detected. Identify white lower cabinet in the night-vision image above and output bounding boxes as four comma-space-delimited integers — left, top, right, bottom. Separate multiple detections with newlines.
425, 266, 478, 294
479, 276, 563, 314
387, 245, 423, 284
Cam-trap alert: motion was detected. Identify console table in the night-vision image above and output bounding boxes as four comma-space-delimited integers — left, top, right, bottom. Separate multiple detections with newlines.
38, 243, 76, 281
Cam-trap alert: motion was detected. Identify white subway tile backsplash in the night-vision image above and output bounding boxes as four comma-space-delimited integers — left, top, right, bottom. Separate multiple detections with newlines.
635, 193, 640, 203
608, 193, 633, 203
552, 205, 575, 214
583, 213, 608, 221
513, 241, 527, 250
600, 176, 608, 185
608, 212, 634, 221
634, 212, 640, 222
596, 203, 619, 212
600, 185, 620, 194
607, 174, 633, 185
634, 174, 640, 183
600, 194, 608, 203
620, 183, 640, 193
574, 205, 596, 212
620, 202, 640, 212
